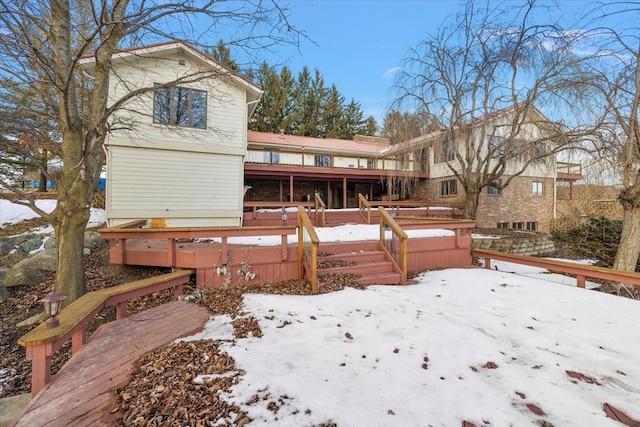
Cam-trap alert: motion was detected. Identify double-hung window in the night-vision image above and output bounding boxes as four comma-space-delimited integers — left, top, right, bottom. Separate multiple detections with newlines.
441, 179, 457, 196
153, 85, 207, 129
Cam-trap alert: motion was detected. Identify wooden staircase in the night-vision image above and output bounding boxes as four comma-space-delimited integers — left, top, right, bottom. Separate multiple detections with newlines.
317, 241, 403, 285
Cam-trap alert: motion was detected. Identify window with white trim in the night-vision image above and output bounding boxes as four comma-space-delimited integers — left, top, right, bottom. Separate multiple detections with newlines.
153, 85, 207, 129
532, 181, 543, 196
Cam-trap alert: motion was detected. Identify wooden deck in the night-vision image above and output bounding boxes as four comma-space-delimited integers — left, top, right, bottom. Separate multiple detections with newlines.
11, 301, 210, 427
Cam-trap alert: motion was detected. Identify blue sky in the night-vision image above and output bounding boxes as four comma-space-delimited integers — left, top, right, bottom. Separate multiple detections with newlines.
248, 0, 587, 126
265, 1, 457, 124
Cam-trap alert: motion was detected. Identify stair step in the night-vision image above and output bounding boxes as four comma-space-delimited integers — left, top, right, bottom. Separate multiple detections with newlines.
320, 241, 380, 254
318, 260, 394, 275
318, 250, 386, 264
356, 272, 403, 285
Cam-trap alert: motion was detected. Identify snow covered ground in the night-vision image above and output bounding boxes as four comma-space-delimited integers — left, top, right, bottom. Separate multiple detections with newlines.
3, 199, 639, 425
184, 268, 640, 426
0, 199, 106, 229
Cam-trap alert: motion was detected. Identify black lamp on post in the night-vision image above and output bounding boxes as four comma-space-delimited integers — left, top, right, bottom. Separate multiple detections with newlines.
281, 207, 288, 226
40, 285, 66, 328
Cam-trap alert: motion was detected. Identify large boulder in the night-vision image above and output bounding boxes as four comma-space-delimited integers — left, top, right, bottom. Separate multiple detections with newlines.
17, 235, 44, 254
2, 266, 46, 288
13, 249, 58, 271
44, 231, 103, 252
83, 231, 103, 250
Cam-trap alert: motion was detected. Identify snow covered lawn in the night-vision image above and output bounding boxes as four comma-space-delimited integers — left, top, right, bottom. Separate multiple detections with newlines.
187, 268, 640, 426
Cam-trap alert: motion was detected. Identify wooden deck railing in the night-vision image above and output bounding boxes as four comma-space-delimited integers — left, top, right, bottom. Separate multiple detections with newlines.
100, 224, 298, 266
298, 206, 320, 293
314, 193, 326, 227
18, 270, 192, 397
358, 193, 371, 224
378, 207, 408, 282
244, 201, 313, 221
474, 249, 640, 289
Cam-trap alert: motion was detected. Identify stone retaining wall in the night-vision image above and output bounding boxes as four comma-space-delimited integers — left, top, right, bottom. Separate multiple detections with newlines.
472, 233, 555, 256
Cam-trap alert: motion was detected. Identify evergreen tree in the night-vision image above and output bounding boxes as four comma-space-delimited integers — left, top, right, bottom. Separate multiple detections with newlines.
208, 40, 239, 72
322, 85, 346, 138
380, 110, 440, 144
250, 63, 296, 133
361, 116, 379, 136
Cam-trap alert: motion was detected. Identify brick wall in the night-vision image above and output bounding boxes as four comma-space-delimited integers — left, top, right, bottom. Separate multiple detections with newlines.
414, 175, 554, 231
476, 177, 554, 232
245, 179, 317, 203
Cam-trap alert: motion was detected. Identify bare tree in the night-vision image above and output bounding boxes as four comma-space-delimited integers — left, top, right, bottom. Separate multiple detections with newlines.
392, 0, 590, 219
575, 2, 640, 273
0, 0, 302, 301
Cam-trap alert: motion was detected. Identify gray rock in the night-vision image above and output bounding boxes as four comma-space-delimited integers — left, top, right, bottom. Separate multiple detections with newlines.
3, 266, 46, 288
0, 285, 9, 303
0, 239, 13, 256
83, 231, 103, 250
13, 249, 58, 272
17, 235, 44, 254
16, 312, 46, 327
83, 248, 91, 256
9, 233, 38, 246
44, 235, 56, 250
0, 393, 31, 427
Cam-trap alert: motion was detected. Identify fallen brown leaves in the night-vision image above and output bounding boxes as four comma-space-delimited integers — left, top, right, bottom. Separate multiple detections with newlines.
114, 339, 247, 426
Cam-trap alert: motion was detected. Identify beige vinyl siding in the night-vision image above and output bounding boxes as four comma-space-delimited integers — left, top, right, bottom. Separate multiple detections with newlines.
107, 145, 243, 227
107, 54, 247, 154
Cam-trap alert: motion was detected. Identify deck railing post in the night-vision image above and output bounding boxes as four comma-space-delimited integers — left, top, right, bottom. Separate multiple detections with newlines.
27, 344, 51, 397
72, 328, 86, 354
298, 210, 304, 279
116, 301, 128, 319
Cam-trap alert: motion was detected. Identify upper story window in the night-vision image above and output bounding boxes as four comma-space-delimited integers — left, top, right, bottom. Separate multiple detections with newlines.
487, 135, 505, 158
264, 151, 280, 164
442, 140, 455, 162
153, 85, 207, 129
314, 155, 332, 167
532, 142, 546, 163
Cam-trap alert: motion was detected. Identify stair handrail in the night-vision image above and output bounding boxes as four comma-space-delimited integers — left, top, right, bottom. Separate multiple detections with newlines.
314, 192, 326, 227
358, 193, 371, 224
378, 206, 408, 282
17, 270, 192, 396
298, 206, 320, 293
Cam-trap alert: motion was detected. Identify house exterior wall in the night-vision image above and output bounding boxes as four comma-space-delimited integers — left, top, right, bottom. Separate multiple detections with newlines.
107, 145, 243, 227
413, 175, 555, 232
103, 47, 253, 227
475, 176, 555, 231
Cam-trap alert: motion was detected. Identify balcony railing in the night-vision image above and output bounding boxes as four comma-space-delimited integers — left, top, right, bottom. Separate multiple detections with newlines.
556, 161, 582, 176
246, 149, 427, 173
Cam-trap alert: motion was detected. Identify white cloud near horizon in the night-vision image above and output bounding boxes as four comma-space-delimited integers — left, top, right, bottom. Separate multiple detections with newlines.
383, 66, 400, 78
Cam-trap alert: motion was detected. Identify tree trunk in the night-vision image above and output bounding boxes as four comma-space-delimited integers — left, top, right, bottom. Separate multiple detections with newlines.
613, 207, 640, 272
51, 198, 90, 302
463, 188, 480, 220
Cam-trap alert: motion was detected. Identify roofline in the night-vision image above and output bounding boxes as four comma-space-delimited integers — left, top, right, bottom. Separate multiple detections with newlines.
79, 40, 262, 95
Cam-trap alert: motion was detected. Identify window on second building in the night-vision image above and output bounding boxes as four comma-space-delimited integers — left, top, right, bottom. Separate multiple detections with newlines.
487, 135, 505, 158
153, 85, 207, 129
441, 179, 457, 196
532, 181, 543, 196
314, 155, 332, 167
487, 179, 501, 195
264, 151, 280, 164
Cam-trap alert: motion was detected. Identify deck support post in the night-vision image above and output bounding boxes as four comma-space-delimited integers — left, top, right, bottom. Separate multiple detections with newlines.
289, 175, 294, 203
576, 275, 585, 288
27, 344, 51, 397
483, 258, 491, 269
116, 302, 128, 319
72, 328, 86, 354
343, 177, 347, 209
281, 235, 288, 261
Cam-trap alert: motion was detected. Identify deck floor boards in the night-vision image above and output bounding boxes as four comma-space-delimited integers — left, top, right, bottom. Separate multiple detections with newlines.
11, 301, 211, 427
